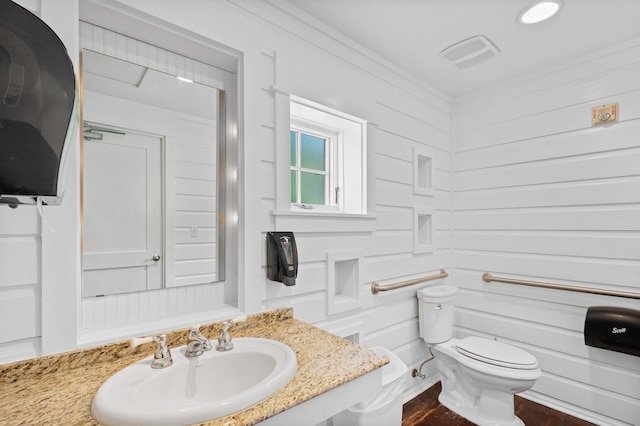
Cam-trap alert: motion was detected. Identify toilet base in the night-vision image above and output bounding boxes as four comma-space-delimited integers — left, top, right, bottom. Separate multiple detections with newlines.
438, 389, 524, 426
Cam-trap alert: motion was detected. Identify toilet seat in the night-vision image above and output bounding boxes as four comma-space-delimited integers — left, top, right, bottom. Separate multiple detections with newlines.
456, 337, 539, 370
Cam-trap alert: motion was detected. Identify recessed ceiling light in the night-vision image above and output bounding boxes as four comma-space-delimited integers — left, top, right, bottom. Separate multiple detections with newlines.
518, 1, 562, 24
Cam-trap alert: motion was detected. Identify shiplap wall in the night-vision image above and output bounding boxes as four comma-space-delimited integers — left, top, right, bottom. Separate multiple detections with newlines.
1, 0, 84, 362
453, 39, 640, 425
0, 1, 47, 363
2, 1, 638, 423
96, 0, 454, 401
236, 1, 453, 401
0, 209, 41, 359
172, 117, 218, 288
0, 1, 453, 389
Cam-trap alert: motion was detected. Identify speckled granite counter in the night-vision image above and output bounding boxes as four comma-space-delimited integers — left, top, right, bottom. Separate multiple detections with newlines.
0, 309, 387, 425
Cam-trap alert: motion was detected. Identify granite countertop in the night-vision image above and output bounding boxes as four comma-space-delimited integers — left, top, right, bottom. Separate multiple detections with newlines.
0, 309, 387, 425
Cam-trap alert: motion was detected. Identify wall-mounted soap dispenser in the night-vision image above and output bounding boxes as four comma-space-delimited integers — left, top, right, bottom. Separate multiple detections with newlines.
266, 232, 298, 286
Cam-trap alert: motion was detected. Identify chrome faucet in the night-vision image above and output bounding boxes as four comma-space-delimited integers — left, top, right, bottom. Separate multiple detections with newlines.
131, 334, 173, 369
185, 324, 212, 357
216, 315, 247, 352
216, 320, 235, 352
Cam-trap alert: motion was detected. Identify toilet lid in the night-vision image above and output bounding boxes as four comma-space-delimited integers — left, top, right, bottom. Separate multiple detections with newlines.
456, 337, 539, 370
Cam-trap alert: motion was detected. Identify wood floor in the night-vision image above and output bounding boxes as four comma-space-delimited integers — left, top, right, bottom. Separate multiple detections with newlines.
402, 382, 596, 426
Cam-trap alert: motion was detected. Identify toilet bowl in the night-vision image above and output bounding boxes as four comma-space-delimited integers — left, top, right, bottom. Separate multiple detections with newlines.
418, 286, 541, 426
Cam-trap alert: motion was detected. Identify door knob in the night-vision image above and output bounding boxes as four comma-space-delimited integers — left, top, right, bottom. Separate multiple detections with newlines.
145, 255, 161, 262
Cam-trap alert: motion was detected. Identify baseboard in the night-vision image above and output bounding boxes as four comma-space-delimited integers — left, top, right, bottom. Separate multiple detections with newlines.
519, 390, 627, 426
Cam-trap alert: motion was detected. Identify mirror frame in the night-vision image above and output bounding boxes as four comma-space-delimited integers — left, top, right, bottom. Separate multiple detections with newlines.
75, 0, 241, 344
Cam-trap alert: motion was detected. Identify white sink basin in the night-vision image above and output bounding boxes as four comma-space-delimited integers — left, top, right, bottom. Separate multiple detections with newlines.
91, 338, 298, 426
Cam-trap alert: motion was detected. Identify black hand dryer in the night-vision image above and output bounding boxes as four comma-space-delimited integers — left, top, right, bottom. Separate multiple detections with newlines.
266, 232, 298, 286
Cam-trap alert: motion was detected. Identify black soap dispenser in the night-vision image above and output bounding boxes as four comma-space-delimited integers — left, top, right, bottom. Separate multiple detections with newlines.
266, 232, 298, 286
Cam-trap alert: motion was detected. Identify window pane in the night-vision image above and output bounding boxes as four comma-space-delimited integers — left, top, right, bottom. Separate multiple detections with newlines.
290, 131, 297, 166
300, 133, 325, 171
290, 170, 297, 203
301, 172, 325, 205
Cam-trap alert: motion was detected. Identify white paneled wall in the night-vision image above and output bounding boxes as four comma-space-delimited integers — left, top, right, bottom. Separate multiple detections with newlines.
1, 2, 452, 391
241, 1, 453, 401
0, 0, 78, 363
2, 1, 639, 424
0, 208, 41, 360
453, 39, 640, 425
172, 117, 218, 288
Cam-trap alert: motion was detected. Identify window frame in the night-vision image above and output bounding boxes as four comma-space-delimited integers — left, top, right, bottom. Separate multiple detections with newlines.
278, 94, 367, 217
290, 120, 343, 212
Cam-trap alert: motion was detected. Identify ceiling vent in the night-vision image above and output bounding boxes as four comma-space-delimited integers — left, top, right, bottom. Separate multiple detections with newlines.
440, 35, 499, 69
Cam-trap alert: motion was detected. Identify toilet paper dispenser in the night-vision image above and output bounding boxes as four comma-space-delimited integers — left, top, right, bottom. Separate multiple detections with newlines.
584, 306, 640, 357
0, 1, 78, 206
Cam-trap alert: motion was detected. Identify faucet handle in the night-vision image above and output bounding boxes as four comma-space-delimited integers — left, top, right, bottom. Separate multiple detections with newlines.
130, 334, 168, 347
190, 323, 202, 336
225, 315, 247, 326
220, 315, 247, 333
130, 335, 154, 347
216, 315, 246, 352
130, 334, 173, 368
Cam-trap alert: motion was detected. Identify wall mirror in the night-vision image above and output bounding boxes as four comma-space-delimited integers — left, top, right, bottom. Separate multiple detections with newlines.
80, 23, 234, 299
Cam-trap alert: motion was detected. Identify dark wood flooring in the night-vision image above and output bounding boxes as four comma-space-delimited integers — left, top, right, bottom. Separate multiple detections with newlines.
402, 382, 596, 426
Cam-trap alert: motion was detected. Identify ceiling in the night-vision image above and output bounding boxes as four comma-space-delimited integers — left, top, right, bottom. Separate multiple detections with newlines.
285, 0, 640, 98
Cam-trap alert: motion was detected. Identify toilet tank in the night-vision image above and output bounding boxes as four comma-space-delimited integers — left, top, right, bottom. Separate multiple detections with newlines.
418, 286, 458, 344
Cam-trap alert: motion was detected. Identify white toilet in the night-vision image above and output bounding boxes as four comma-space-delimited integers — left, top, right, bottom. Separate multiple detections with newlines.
418, 285, 541, 426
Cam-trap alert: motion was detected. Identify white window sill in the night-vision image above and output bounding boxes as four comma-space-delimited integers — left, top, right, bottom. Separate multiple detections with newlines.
271, 210, 376, 233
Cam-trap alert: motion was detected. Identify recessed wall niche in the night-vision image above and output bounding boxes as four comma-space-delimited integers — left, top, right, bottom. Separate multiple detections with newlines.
413, 146, 434, 196
327, 250, 363, 315
413, 208, 434, 254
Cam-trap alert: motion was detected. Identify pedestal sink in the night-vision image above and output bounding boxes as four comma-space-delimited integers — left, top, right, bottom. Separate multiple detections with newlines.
91, 338, 298, 426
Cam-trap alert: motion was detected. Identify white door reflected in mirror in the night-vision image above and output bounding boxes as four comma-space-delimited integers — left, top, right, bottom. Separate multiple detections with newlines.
83, 128, 163, 297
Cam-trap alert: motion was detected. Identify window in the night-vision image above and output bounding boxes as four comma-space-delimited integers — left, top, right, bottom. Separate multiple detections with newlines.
289, 96, 367, 214
290, 125, 339, 210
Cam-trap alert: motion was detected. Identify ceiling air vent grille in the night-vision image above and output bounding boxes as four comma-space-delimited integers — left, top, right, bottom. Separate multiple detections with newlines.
440, 35, 499, 69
